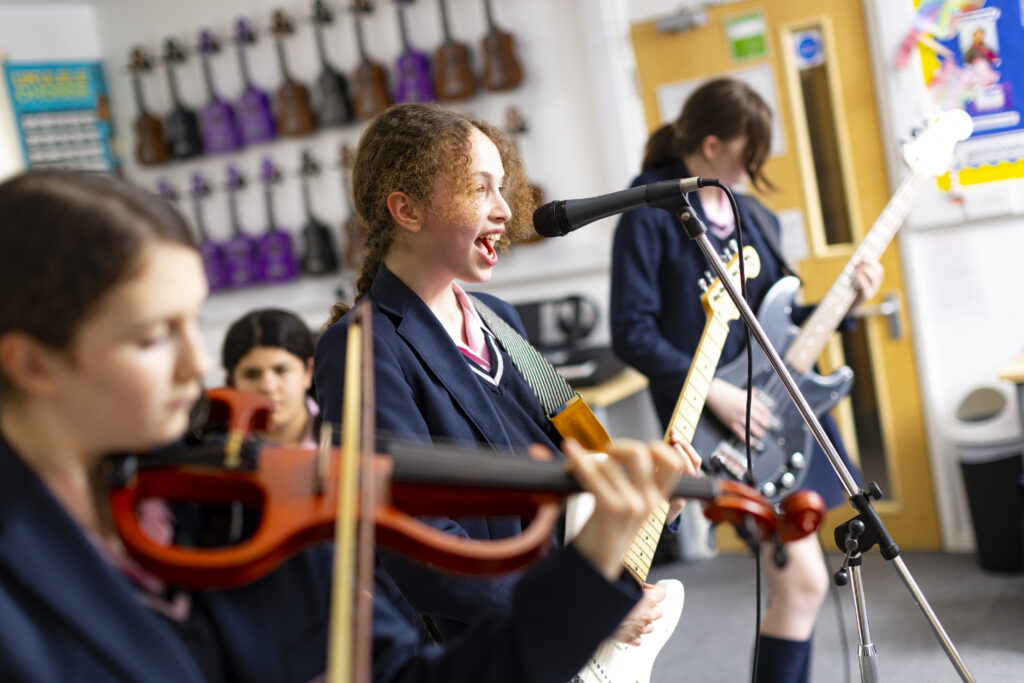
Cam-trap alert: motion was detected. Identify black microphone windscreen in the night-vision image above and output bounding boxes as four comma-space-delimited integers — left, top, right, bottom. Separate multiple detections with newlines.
532, 200, 569, 238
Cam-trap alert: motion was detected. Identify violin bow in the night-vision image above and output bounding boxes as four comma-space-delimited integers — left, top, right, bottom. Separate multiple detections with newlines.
327, 298, 375, 683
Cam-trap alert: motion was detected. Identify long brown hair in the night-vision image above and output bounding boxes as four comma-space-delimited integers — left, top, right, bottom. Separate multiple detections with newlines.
325, 103, 533, 328
0, 170, 195, 396
642, 78, 775, 192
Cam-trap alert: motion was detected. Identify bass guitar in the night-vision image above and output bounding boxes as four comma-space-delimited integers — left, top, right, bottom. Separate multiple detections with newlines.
223, 165, 265, 287
691, 109, 974, 501
433, 0, 475, 101
188, 172, 231, 293
479, 0, 522, 91
338, 143, 365, 271
350, 0, 392, 120
258, 157, 299, 283
311, 0, 354, 127
566, 245, 762, 683
270, 9, 317, 136
161, 38, 203, 159
392, 0, 433, 102
127, 47, 168, 166
197, 29, 244, 154
233, 18, 277, 145
298, 150, 341, 276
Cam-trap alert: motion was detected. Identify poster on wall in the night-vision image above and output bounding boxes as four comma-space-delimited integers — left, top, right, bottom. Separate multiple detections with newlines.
3, 62, 119, 173
908, 0, 1024, 184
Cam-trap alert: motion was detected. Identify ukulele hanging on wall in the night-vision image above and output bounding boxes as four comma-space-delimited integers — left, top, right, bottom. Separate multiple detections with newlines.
350, 0, 392, 120
311, 0, 354, 127
337, 143, 364, 271
127, 46, 168, 166
479, 0, 523, 92
270, 9, 317, 136
392, 0, 434, 103
197, 29, 244, 154
223, 164, 266, 287
298, 150, 340, 276
161, 38, 204, 159
187, 172, 231, 293
233, 18, 277, 145
258, 157, 299, 283
433, 0, 475, 101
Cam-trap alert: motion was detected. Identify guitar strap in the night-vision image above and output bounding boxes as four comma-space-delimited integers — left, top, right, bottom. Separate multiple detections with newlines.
470, 296, 611, 452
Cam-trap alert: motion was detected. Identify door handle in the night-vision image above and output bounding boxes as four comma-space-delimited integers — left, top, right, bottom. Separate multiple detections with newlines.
853, 292, 902, 340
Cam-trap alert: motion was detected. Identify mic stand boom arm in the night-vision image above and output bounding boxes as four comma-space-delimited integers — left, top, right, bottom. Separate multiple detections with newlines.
672, 198, 975, 683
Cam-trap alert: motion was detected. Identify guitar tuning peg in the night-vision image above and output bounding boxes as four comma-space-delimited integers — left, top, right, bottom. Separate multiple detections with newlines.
698, 277, 709, 292
703, 270, 713, 283
728, 238, 738, 253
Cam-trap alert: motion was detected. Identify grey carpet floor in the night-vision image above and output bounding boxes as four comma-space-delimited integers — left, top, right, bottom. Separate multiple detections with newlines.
647, 551, 1024, 682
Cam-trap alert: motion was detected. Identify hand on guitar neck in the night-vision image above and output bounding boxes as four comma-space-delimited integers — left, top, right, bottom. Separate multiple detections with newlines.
127, 47, 168, 166
350, 0, 392, 119
270, 9, 317, 136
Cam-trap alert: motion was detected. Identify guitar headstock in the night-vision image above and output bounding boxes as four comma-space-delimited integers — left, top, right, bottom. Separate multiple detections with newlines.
156, 178, 178, 202
163, 37, 189, 65
313, 0, 335, 25
226, 164, 246, 192
902, 108, 973, 178
198, 29, 221, 57
260, 157, 283, 185
190, 171, 212, 199
128, 46, 156, 73
271, 9, 296, 37
352, 0, 375, 15
234, 17, 259, 46
300, 150, 321, 176
700, 244, 761, 321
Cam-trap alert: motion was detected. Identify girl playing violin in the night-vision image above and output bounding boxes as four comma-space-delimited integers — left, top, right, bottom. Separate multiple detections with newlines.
314, 102, 703, 647
0, 169, 688, 682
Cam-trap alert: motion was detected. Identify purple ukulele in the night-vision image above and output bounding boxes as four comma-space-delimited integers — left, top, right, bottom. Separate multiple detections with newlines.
197, 29, 244, 153
186, 173, 231, 293
258, 157, 298, 282
233, 18, 277, 144
223, 165, 265, 287
393, 0, 434, 102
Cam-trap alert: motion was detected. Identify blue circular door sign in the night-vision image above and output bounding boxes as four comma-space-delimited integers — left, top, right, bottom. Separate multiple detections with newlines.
794, 30, 824, 68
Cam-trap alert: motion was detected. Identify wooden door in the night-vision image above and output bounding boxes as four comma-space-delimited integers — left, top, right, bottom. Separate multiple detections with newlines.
631, 1, 941, 548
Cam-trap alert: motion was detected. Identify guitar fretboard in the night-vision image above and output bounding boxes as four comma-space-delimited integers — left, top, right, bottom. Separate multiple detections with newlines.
785, 171, 926, 375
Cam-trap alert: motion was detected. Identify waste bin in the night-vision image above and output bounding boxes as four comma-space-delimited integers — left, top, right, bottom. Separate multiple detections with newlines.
949, 384, 1024, 572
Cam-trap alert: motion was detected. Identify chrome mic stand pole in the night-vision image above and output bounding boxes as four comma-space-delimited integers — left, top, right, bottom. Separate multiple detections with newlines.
673, 201, 974, 682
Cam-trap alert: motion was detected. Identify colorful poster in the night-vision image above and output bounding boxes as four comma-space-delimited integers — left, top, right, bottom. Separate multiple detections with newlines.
3, 62, 119, 173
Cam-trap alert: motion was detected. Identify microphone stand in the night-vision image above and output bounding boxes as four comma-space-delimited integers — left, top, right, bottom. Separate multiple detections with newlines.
671, 198, 975, 682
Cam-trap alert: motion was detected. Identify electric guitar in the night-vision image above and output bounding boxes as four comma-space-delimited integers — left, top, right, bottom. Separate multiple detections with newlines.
270, 9, 317, 136
161, 38, 203, 159
233, 18, 277, 144
298, 150, 340, 276
566, 246, 761, 683
433, 0, 475, 101
691, 109, 974, 501
187, 172, 231, 293
311, 0, 354, 127
258, 157, 299, 283
350, 0, 392, 120
338, 143, 364, 271
223, 165, 265, 288
479, 0, 522, 91
197, 29, 244, 154
392, 0, 433, 102
127, 46, 168, 166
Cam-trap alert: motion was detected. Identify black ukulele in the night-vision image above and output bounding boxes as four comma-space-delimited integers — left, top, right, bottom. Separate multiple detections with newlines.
127, 46, 168, 165
311, 0, 354, 127
298, 150, 340, 276
161, 38, 203, 159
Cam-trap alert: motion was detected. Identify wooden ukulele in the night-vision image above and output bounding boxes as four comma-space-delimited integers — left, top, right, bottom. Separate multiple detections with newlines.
433, 0, 475, 101
223, 165, 265, 287
160, 38, 204, 159
338, 143, 364, 271
233, 18, 277, 144
392, 0, 433, 102
350, 0, 392, 120
197, 29, 244, 154
298, 150, 341, 276
127, 47, 168, 166
311, 0, 354, 127
187, 172, 231, 293
479, 0, 522, 91
258, 157, 299, 282
270, 9, 317, 136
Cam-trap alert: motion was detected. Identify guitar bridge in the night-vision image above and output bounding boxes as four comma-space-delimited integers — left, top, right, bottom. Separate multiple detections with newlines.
709, 445, 749, 483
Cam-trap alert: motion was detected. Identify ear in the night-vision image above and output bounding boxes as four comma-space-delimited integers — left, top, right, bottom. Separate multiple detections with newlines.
700, 134, 722, 161
302, 357, 314, 391
0, 332, 63, 398
385, 191, 424, 234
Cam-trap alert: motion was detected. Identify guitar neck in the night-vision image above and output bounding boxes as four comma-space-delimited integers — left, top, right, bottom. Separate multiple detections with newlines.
130, 72, 149, 116
235, 42, 255, 89
199, 55, 219, 100
227, 191, 243, 237
396, 2, 412, 52
164, 63, 184, 107
274, 38, 294, 83
353, 15, 370, 63
438, 0, 454, 43
300, 176, 316, 219
622, 312, 730, 584
313, 24, 331, 69
191, 196, 211, 243
263, 185, 280, 232
785, 171, 926, 375
482, 0, 497, 31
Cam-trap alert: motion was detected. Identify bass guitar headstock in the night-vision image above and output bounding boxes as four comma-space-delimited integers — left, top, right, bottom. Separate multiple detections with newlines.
902, 108, 973, 178
700, 243, 761, 321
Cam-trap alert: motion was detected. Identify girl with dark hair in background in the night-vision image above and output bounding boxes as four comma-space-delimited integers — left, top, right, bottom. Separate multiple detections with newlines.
610, 78, 883, 682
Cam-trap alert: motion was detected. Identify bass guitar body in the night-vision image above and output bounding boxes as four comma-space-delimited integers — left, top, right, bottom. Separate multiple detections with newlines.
690, 276, 853, 502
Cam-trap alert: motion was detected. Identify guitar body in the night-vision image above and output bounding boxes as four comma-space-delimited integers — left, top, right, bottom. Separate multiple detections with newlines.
199, 242, 231, 294
573, 579, 685, 683
352, 62, 392, 120
434, 42, 475, 101
200, 99, 243, 154
259, 230, 298, 282
275, 82, 316, 137
236, 88, 277, 144
222, 233, 264, 287
301, 219, 339, 276
395, 51, 434, 103
481, 30, 522, 91
690, 276, 854, 501
134, 115, 168, 165
166, 106, 203, 159
316, 68, 354, 127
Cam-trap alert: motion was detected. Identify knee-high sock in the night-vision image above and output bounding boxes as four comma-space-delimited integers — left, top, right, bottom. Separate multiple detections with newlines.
754, 634, 811, 683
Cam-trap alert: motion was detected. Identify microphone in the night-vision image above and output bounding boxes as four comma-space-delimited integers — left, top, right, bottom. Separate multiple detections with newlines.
532, 177, 710, 238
